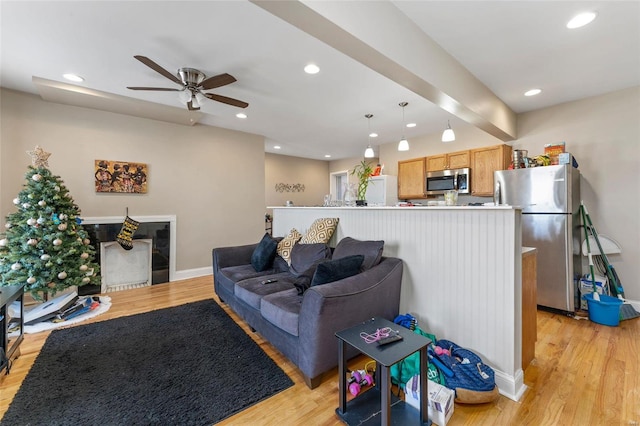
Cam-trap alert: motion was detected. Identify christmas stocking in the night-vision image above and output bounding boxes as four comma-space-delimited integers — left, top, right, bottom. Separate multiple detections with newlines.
116, 216, 140, 250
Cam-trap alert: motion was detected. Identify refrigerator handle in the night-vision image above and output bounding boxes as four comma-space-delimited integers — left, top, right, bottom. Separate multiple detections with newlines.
494, 181, 501, 205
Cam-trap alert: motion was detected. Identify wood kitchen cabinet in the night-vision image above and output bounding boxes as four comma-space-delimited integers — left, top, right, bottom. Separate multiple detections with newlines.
397, 157, 426, 199
522, 248, 537, 370
426, 150, 470, 171
470, 144, 512, 196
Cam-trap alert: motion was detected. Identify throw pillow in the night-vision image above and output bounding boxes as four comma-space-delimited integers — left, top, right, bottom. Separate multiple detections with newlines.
332, 237, 384, 270
299, 218, 339, 244
311, 255, 364, 287
289, 243, 331, 277
277, 228, 302, 266
251, 233, 278, 272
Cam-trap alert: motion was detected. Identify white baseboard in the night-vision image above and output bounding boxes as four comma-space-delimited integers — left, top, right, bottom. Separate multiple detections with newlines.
494, 368, 526, 402
172, 266, 212, 281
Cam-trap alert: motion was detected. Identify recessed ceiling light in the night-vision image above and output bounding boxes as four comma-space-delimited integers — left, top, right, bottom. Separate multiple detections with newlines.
369, 132, 378, 138
273, 145, 281, 150
524, 88, 542, 97
304, 64, 320, 74
406, 123, 416, 128
63, 73, 84, 82
236, 113, 247, 119
567, 12, 597, 29
324, 154, 331, 158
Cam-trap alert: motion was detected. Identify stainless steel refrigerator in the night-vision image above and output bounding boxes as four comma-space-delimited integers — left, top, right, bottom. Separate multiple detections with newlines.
494, 164, 581, 313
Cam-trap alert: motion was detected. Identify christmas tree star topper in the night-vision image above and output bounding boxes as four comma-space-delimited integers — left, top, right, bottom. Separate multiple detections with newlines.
27, 145, 51, 168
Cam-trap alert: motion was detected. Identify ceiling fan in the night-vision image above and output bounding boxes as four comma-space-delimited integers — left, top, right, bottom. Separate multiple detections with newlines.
127, 55, 249, 111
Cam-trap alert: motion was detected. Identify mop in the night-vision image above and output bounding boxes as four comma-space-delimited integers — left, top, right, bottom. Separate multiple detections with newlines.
581, 202, 640, 320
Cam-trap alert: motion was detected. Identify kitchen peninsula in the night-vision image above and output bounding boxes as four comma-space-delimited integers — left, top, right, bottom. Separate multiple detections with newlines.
271, 205, 525, 401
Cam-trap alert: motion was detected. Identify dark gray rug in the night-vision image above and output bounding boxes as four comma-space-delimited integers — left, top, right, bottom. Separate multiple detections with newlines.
2, 300, 293, 425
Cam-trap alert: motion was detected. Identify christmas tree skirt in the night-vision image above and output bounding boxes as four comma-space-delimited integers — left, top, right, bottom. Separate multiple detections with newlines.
22, 296, 112, 334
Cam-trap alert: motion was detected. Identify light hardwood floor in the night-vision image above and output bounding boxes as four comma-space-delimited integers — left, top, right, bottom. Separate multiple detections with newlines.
1, 276, 638, 425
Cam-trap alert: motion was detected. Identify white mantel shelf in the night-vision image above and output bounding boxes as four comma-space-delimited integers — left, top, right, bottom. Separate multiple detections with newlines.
271, 206, 525, 401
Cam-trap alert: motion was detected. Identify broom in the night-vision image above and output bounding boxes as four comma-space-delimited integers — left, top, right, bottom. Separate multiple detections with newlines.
581, 202, 640, 320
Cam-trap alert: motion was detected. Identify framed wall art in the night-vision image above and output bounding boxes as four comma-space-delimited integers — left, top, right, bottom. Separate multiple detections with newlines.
95, 160, 148, 193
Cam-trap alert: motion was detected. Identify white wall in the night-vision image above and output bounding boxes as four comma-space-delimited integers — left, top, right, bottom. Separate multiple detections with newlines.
1, 89, 266, 274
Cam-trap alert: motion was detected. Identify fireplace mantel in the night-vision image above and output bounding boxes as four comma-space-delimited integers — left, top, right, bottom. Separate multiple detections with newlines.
82, 215, 176, 283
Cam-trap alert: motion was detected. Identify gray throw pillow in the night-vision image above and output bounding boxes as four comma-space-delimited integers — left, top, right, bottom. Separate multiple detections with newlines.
289, 243, 331, 277
332, 237, 384, 270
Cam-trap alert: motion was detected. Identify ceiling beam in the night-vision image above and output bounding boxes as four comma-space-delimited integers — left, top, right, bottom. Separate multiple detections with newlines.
252, 0, 517, 141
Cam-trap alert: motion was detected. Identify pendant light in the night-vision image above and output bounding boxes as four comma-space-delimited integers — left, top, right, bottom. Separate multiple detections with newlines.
364, 114, 375, 158
442, 120, 455, 142
397, 102, 409, 151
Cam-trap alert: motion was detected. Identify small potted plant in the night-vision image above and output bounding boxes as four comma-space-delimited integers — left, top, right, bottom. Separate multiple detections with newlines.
350, 160, 374, 206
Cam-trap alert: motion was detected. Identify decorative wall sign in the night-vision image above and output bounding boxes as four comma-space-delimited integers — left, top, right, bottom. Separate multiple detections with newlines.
95, 160, 148, 193
275, 183, 305, 193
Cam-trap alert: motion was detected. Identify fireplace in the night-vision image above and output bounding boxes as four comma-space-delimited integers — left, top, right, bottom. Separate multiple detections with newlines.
80, 215, 176, 295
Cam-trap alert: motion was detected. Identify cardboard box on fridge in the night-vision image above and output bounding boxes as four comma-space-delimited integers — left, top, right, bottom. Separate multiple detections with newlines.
405, 375, 454, 426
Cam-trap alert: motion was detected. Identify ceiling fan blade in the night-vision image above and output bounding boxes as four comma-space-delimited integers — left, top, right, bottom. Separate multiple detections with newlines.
127, 87, 181, 91
203, 93, 249, 108
133, 55, 182, 85
187, 101, 200, 111
200, 73, 237, 90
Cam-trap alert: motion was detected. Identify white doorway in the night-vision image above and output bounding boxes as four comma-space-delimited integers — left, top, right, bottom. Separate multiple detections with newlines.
329, 170, 349, 205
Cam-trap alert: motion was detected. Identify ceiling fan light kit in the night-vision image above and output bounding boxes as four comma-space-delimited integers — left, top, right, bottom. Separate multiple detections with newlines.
127, 55, 248, 111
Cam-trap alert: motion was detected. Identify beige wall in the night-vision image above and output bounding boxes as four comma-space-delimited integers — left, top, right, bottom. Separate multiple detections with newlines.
265, 153, 330, 210
0, 89, 266, 273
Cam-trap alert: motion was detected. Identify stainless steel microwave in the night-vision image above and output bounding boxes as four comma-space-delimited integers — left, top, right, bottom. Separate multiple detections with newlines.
426, 168, 470, 195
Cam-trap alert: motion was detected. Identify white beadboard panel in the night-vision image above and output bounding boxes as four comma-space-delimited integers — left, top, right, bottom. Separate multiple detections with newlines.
272, 206, 525, 400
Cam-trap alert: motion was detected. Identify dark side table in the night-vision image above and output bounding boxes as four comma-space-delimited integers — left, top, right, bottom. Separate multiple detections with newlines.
335, 317, 431, 426
1, 284, 25, 375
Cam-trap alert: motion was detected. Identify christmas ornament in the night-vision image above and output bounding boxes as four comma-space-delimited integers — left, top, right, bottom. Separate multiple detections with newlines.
27, 238, 38, 246
48, 282, 56, 288
57, 271, 67, 279
83, 238, 90, 245
40, 254, 51, 260
54, 185, 60, 191
11, 262, 22, 270
45, 261, 53, 268
27, 218, 37, 226
37, 217, 46, 225
32, 173, 42, 182
27, 145, 51, 167
22, 202, 31, 209
13, 198, 20, 205
58, 223, 67, 231
80, 252, 89, 259
53, 238, 63, 246
79, 264, 88, 271
59, 214, 67, 220
77, 237, 83, 243
38, 200, 47, 207
27, 277, 36, 284
82, 277, 91, 284
75, 217, 82, 224
52, 213, 60, 224
28, 194, 35, 199
4, 222, 11, 229
0, 238, 8, 247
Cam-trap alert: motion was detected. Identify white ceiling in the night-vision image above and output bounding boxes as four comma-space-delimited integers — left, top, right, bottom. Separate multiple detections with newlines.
1, 1, 638, 161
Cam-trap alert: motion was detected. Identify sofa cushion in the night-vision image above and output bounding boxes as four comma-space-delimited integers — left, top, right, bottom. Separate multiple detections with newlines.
234, 273, 297, 310
289, 243, 331, 277
332, 237, 384, 270
277, 228, 302, 266
299, 218, 339, 244
261, 288, 303, 337
251, 233, 278, 272
311, 255, 364, 287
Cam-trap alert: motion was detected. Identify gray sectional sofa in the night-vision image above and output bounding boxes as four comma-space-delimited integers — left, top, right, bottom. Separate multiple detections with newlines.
212, 236, 403, 389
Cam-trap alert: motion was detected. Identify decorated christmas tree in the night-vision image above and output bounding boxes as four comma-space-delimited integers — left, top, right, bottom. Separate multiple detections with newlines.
0, 146, 100, 300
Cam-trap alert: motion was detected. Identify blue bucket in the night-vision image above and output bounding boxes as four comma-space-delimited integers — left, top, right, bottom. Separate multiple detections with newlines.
583, 293, 623, 326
